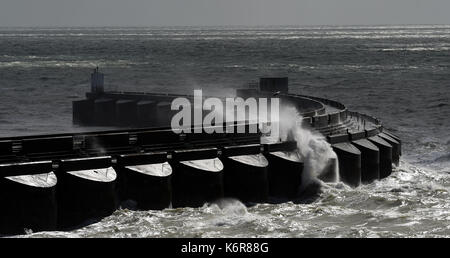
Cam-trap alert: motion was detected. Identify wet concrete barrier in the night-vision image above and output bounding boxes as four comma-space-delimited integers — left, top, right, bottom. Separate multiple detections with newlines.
0, 161, 57, 235
352, 139, 380, 183
264, 141, 303, 199
117, 152, 172, 210
382, 130, 402, 156
368, 136, 393, 179
379, 132, 400, 166
56, 156, 118, 229
222, 144, 269, 203
319, 157, 338, 182
332, 142, 361, 187
170, 148, 224, 208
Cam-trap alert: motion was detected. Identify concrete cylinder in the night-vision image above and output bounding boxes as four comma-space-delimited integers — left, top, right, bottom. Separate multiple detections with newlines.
332, 142, 361, 187
0, 172, 57, 235
266, 151, 303, 199
368, 136, 393, 179
171, 158, 224, 208
222, 154, 269, 204
57, 158, 118, 229
94, 98, 116, 126
115, 99, 137, 126
137, 100, 157, 127
352, 139, 380, 184
379, 133, 400, 166
119, 163, 172, 210
72, 99, 94, 125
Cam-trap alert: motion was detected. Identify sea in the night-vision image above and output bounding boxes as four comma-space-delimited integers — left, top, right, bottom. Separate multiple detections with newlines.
0, 25, 448, 237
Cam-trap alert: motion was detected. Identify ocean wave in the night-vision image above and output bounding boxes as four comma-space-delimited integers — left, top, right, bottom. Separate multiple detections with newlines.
381, 47, 450, 52
0, 60, 148, 68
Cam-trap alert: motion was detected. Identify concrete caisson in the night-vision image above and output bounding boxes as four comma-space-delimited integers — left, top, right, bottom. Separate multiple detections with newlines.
116, 152, 172, 210
368, 136, 393, 179
382, 130, 402, 156
265, 151, 302, 199
352, 139, 380, 183
222, 144, 269, 204
378, 132, 401, 166
332, 142, 361, 187
170, 148, 224, 208
56, 157, 118, 229
264, 141, 302, 199
0, 161, 57, 235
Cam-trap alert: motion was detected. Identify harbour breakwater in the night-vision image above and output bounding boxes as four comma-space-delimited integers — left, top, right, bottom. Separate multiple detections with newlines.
0, 74, 400, 235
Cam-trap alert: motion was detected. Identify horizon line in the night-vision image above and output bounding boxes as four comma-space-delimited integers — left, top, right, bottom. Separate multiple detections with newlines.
1, 23, 450, 29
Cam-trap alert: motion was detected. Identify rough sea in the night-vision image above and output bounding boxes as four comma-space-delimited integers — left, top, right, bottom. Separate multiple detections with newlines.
0, 25, 448, 238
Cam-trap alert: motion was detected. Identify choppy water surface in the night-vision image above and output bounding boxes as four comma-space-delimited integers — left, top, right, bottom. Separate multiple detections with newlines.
0, 25, 448, 238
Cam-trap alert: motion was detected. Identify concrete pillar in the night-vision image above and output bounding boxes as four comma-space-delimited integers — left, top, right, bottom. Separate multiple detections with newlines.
382, 130, 402, 156
93, 98, 116, 126
72, 99, 94, 125
116, 153, 172, 210
368, 136, 393, 179
171, 158, 224, 208
222, 153, 269, 204
57, 157, 118, 229
0, 162, 57, 235
352, 139, 380, 184
379, 133, 400, 166
90, 68, 104, 94
137, 100, 157, 127
332, 142, 361, 187
266, 151, 303, 199
115, 99, 137, 126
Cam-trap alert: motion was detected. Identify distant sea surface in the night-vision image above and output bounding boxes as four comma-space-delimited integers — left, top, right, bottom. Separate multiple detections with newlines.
0, 25, 448, 237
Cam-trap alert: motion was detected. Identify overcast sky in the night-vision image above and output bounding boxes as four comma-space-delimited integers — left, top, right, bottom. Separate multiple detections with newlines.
1, 0, 450, 27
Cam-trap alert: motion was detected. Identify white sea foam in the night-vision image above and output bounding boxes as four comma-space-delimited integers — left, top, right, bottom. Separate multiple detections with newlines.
276, 105, 339, 190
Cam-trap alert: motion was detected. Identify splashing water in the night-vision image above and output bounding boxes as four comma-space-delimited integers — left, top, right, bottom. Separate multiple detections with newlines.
277, 106, 340, 190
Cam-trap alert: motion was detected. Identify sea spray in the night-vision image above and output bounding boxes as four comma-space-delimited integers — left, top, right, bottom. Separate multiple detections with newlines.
276, 106, 340, 192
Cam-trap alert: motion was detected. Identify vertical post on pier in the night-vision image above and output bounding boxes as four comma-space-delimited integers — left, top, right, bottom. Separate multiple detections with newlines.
91, 67, 104, 94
